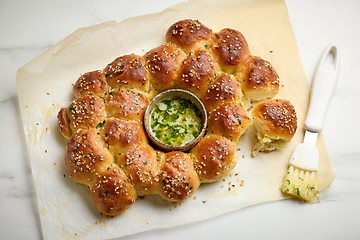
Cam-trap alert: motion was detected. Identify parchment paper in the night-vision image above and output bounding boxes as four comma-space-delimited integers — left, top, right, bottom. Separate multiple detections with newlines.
16, 0, 335, 239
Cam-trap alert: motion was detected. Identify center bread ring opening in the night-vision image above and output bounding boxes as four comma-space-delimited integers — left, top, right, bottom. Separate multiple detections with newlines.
57, 19, 294, 216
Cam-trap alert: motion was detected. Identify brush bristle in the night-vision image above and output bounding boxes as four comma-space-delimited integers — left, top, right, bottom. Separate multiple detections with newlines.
280, 165, 320, 203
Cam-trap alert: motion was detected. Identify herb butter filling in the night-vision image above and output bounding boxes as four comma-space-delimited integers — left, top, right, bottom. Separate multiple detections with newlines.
150, 97, 203, 146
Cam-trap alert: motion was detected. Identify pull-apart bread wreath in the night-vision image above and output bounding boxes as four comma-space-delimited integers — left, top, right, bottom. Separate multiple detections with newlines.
57, 19, 297, 216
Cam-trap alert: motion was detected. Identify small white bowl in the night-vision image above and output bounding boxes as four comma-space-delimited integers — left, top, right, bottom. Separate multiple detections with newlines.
144, 89, 207, 152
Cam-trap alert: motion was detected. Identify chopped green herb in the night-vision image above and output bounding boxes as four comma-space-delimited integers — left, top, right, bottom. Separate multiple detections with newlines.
96, 120, 106, 128
150, 96, 202, 146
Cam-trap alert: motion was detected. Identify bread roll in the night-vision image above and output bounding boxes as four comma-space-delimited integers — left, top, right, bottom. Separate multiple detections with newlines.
145, 43, 186, 92
190, 134, 237, 183
207, 102, 252, 142
176, 49, 220, 98
57, 107, 72, 139
67, 95, 106, 132
104, 53, 149, 92
238, 55, 280, 102
73, 70, 109, 98
117, 145, 160, 196
65, 129, 113, 185
165, 19, 213, 54
98, 118, 149, 156
201, 73, 243, 113
210, 28, 251, 74
158, 151, 200, 202
90, 166, 137, 216
251, 99, 297, 157
105, 88, 149, 122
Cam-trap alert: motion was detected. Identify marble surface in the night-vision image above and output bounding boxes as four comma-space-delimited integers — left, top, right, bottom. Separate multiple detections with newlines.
1, 0, 359, 239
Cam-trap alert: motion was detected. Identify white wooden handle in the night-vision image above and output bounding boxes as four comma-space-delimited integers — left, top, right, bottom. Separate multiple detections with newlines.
304, 43, 340, 133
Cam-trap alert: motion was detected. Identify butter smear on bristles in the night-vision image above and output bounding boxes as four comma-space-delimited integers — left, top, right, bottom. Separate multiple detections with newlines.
150, 97, 203, 146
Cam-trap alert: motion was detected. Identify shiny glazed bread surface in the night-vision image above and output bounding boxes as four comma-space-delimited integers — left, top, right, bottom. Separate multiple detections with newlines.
57, 19, 295, 216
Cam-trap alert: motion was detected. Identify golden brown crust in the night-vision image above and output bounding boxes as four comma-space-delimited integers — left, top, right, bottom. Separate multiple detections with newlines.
105, 88, 149, 122
238, 55, 279, 101
67, 95, 106, 132
98, 118, 149, 156
165, 19, 213, 53
201, 74, 243, 113
190, 134, 237, 183
65, 129, 113, 185
104, 54, 149, 92
73, 71, 109, 98
58, 19, 289, 215
57, 107, 72, 139
145, 43, 186, 91
207, 102, 252, 142
176, 49, 219, 98
117, 145, 160, 195
252, 99, 297, 141
210, 28, 251, 73
158, 151, 200, 202
90, 166, 137, 215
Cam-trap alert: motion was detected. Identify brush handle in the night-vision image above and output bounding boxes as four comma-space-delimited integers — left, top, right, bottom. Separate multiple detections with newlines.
304, 43, 340, 133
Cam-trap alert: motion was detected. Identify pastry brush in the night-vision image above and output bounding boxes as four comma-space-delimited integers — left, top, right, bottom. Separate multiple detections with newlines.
280, 43, 340, 202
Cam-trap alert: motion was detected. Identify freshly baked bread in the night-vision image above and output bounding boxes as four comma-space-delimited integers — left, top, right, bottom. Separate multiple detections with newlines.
238, 55, 280, 102
190, 134, 237, 183
210, 28, 251, 74
104, 53, 149, 93
67, 95, 106, 132
104, 88, 149, 122
98, 118, 149, 156
175, 49, 220, 98
73, 70, 109, 98
251, 99, 297, 157
201, 73, 243, 113
145, 43, 186, 92
158, 151, 200, 202
57, 19, 293, 215
207, 102, 252, 142
90, 166, 137, 216
65, 129, 113, 185
117, 145, 160, 196
165, 19, 213, 54
57, 107, 72, 139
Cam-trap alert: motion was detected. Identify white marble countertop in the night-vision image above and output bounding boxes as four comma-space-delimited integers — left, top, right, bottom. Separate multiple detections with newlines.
1, 0, 359, 239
